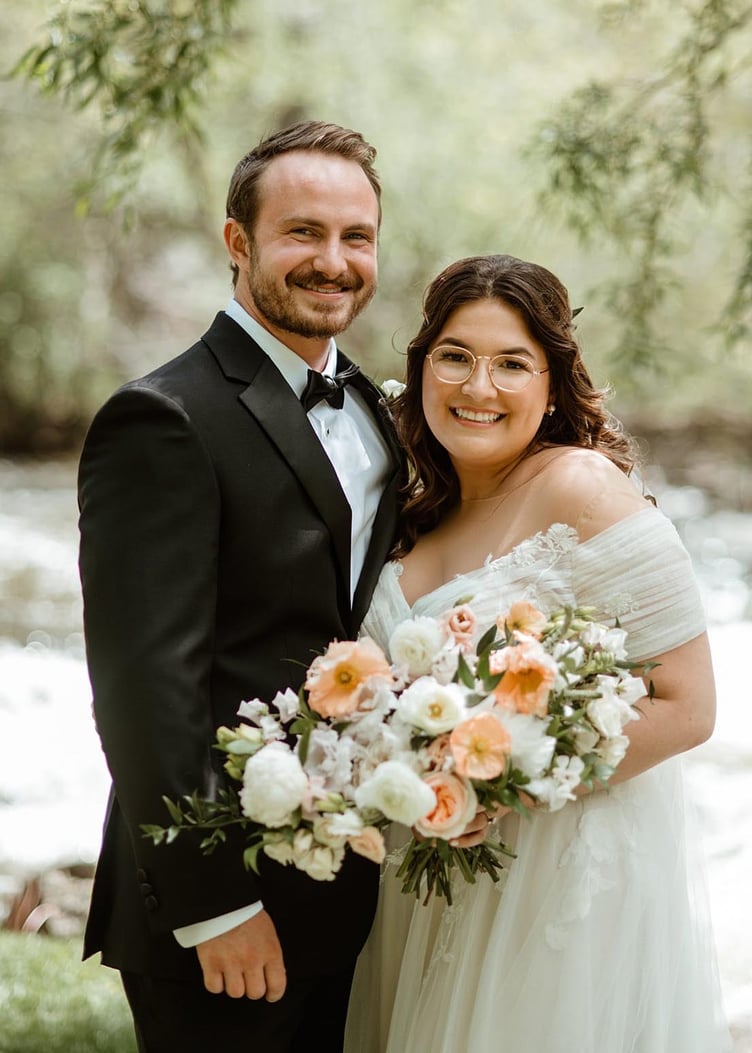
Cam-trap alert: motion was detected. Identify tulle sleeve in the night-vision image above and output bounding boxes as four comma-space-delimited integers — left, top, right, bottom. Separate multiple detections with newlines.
572, 507, 706, 662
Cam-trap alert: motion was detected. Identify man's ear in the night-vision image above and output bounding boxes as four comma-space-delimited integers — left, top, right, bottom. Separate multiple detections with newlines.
224, 219, 250, 269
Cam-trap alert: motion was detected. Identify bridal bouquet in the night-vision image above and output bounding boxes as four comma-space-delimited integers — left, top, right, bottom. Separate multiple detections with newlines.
142, 601, 647, 902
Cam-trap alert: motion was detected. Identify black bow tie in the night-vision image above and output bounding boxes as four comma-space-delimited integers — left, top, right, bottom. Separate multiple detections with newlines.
300, 363, 361, 412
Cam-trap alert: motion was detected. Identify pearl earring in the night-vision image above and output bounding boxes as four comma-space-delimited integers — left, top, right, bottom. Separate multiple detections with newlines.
546, 405, 556, 416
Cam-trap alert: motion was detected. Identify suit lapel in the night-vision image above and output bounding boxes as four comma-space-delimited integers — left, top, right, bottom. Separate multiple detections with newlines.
203, 314, 353, 599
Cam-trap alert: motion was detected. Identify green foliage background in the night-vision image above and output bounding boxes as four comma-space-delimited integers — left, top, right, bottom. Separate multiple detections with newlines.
2, 0, 751, 453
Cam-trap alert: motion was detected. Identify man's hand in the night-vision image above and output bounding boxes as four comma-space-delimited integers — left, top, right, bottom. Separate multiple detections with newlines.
195, 909, 286, 1001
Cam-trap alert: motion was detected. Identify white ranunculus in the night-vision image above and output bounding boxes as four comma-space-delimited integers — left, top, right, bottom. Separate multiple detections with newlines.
397, 677, 467, 735
322, 810, 365, 839
497, 710, 556, 778
389, 616, 447, 678
354, 760, 437, 825
239, 742, 308, 828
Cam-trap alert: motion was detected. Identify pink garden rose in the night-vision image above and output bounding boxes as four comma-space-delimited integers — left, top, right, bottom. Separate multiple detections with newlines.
440, 604, 477, 653
347, 826, 386, 864
413, 771, 478, 841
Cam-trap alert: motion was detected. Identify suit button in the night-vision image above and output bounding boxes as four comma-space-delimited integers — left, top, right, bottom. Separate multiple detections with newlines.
139, 882, 153, 897
136, 869, 148, 883
144, 895, 159, 912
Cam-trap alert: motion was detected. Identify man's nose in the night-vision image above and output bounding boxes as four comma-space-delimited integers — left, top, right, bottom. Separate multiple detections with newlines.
313, 238, 347, 278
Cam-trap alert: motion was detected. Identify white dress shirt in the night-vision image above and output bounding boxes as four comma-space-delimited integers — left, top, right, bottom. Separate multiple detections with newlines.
174, 300, 391, 948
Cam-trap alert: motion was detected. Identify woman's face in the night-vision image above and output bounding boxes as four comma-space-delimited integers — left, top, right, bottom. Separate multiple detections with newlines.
421, 297, 551, 481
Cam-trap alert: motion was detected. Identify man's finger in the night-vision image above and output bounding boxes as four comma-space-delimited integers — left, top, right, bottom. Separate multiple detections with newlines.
244, 968, 268, 1001
201, 966, 224, 995
264, 960, 287, 1002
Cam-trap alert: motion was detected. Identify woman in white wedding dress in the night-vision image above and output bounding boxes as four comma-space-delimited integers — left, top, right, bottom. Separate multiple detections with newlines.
345, 255, 731, 1052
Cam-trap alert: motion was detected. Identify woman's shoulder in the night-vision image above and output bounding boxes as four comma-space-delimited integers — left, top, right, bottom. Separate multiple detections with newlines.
532, 447, 649, 541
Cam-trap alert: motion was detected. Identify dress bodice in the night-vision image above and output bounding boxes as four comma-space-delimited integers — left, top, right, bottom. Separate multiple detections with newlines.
361, 506, 705, 664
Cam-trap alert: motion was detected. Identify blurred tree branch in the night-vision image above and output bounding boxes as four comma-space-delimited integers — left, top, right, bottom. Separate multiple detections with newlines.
529, 0, 752, 366
12, 0, 241, 213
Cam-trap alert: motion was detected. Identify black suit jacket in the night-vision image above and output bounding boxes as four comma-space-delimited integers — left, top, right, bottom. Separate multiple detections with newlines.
79, 313, 403, 980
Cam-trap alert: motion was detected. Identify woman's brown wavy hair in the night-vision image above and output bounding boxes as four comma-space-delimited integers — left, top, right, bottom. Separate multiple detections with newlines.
391, 254, 638, 557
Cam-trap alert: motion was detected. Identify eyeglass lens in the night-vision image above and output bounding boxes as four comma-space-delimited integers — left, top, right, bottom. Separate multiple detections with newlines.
429, 346, 537, 391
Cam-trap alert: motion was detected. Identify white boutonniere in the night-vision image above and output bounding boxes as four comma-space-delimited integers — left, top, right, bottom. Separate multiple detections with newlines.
380, 378, 405, 399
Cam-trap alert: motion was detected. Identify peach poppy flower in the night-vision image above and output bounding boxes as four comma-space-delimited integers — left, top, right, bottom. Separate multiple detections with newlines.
496, 600, 548, 639
490, 638, 556, 717
450, 712, 511, 780
305, 638, 393, 719
441, 604, 477, 653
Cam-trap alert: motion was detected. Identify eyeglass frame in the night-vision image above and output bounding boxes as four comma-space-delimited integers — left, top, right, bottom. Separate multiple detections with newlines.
426, 344, 550, 393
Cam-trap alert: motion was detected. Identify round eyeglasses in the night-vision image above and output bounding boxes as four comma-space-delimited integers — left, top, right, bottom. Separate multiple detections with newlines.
427, 345, 549, 393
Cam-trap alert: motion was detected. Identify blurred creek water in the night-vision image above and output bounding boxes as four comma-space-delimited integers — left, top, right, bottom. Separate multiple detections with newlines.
0, 456, 750, 1045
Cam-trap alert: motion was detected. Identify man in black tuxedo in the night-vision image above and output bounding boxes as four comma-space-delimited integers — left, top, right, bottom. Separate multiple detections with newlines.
78, 120, 402, 1051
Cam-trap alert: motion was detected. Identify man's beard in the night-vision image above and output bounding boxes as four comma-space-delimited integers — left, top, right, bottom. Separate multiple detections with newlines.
245, 242, 376, 339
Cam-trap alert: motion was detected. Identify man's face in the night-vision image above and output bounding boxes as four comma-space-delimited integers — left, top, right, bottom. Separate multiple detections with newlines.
231, 151, 379, 351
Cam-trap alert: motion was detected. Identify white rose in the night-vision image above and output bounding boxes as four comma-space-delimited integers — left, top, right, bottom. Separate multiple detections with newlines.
497, 710, 556, 777
397, 677, 467, 734
354, 760, 437, 825
389, 617, 447, 678
239, 742, 308, 828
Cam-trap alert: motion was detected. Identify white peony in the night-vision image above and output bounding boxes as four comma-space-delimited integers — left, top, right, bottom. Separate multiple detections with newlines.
240, 742, 308, 828
389, 616, 447, 678
354, 760, 437, 825
397, 677, 467, 734
497, 710, 557, 777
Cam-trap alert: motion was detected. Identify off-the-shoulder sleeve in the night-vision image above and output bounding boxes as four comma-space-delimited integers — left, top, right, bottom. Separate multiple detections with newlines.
572, 508, 706, 662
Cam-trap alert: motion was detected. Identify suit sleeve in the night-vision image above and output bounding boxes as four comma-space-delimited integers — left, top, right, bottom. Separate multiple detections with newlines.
78, 384, 262, 931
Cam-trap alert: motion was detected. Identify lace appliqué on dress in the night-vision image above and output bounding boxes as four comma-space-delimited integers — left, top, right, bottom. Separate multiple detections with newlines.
544, 793, 639, 951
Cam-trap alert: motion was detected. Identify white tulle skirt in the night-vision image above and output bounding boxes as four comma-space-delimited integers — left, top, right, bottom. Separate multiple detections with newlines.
345, 759, 731, 1053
